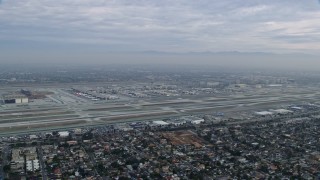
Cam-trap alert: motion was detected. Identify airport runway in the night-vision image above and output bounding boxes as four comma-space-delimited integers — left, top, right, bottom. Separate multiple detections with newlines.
0, 89, 319, 135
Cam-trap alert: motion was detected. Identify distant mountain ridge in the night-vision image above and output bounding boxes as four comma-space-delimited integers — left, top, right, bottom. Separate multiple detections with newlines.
139, 50, 313, 57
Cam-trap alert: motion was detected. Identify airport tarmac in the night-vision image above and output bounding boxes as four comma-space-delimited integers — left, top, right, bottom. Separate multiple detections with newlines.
0, 86, 319, 135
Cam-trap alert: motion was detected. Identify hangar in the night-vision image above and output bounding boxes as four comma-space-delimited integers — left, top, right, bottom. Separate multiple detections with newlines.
2, 94, 28, 104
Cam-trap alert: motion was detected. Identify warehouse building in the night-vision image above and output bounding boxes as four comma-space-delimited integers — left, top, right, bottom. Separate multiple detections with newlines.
2, 94, 29, 104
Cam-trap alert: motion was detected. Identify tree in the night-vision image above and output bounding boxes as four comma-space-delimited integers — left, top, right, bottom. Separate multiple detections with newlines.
3, 164, 11, 173
52, 156, 60, 164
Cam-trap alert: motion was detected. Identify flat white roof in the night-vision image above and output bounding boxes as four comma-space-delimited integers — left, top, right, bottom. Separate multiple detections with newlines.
58, 131, 69, 137
255, 111, 273, 115
272, 109, 293, 114
191, 119, 205, 124
291, 106, 303, 110
153, 120, 169, 125
180, 116, 204, 121
268, 84, 282, 87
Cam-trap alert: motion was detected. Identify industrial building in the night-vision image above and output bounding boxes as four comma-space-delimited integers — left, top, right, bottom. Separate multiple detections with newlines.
271, 109, 293, 115
2, 94, 28, 104
58, 131, 70, 137
179, 116, 205, 124
255, 111, 273, 116
255, 109, 293, 116
153, 120, 170, 126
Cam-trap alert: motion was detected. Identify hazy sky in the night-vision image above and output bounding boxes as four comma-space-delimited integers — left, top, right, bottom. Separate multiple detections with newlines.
0, 0, 320, 65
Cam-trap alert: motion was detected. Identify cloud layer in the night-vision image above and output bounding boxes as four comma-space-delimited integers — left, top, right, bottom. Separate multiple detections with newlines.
0, 0, 320, 54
